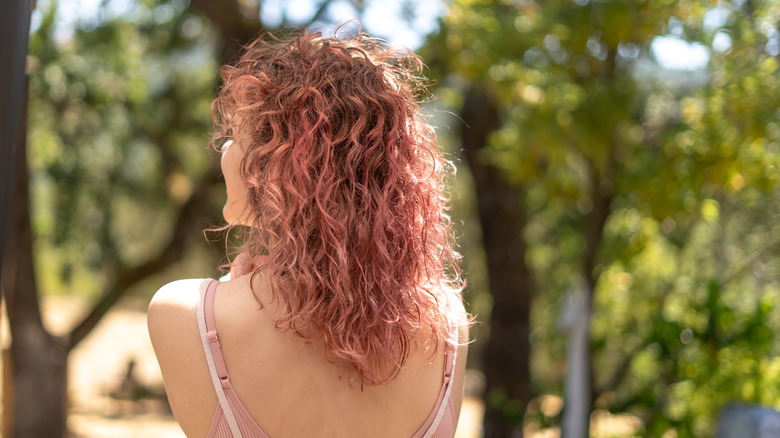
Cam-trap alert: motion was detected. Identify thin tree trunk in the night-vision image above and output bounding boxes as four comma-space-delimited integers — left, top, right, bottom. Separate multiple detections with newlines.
461, 85, 533, 438
583, 159, 614, 437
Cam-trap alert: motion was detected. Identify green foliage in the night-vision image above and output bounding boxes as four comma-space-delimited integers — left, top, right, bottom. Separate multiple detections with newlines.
426, 0, 780, 435
27, 0, 221, 297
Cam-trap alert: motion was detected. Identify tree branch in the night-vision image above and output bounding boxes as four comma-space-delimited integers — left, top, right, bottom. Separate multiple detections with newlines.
722, 233, 780, 286
306, 0, 336, 27
65, 163, 221, 351
582, 155, 615, 298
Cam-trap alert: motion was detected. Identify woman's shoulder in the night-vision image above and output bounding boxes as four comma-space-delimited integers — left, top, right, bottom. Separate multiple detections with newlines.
449, 297, 469, 343
147, 278, 219, 436
147, 278, 210, 341
440, 288, 469, 337
148, 278, 209, 311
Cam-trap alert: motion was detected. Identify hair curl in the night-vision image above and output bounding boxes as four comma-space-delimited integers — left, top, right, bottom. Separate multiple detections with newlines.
211, 28, 463, 385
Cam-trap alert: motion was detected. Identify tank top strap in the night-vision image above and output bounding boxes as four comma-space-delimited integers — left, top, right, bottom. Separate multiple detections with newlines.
415, 312, 459, 438
197, 278, 243, 438
443, 315, 458, 379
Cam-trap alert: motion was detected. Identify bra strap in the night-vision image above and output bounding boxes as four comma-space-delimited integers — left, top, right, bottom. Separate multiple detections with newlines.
197, 279, 243, 438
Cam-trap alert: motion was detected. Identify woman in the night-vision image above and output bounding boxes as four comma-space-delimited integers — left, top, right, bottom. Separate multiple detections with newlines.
148, 28, 469, 438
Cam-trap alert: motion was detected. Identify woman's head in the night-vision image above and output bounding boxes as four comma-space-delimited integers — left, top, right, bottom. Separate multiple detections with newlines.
211, 28, 462, 384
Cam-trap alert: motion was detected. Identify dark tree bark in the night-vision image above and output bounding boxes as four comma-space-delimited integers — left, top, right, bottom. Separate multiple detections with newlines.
461, 85, 533, 438
0, 0, 32, 276
2, 89, 68, 438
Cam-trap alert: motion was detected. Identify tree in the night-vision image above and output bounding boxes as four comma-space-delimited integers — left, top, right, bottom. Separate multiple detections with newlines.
0, 1, 34, 432
0, 0, 32, 279
425, 0, 780, 436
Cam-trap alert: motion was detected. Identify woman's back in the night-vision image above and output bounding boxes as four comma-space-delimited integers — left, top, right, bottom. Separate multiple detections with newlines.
149, 271, 469, 437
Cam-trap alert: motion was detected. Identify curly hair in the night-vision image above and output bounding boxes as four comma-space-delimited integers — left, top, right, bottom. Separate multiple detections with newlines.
211, 28, 463, 385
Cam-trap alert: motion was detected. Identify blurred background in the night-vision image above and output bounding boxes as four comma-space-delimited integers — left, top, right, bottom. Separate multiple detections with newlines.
3, 0, 780, 437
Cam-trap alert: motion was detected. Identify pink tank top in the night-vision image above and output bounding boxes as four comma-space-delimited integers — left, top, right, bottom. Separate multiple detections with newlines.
196, 278, 458, 438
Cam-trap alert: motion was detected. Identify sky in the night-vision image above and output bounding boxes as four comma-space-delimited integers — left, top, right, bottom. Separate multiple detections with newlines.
33, 0, 448, 50
649, 7, 732, 71
33, 0, 726, 72
259, 0, 448, 49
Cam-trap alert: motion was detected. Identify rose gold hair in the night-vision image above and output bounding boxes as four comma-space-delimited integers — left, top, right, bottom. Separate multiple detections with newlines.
211, 28, 463, 385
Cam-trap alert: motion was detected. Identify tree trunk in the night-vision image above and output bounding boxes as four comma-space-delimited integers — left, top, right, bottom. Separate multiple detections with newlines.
581, 155, 614, 438
461, 85, 533, 438
0, 0, 33, 279
2, 99, 68, 437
